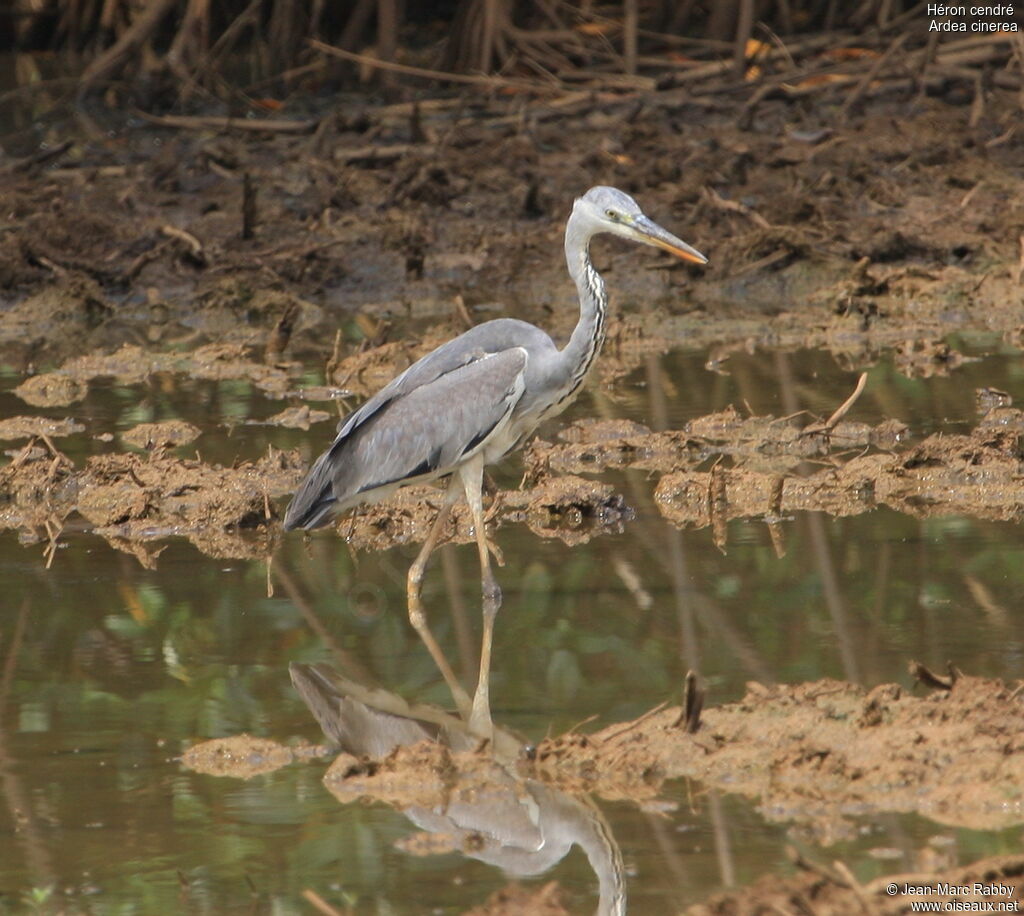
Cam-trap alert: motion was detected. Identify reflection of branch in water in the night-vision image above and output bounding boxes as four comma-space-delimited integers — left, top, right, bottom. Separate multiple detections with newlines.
776, 351, 861, 684
272, 560, 375, 684
708, 790, 737, 888
585, 355, 776, 685
644, 354, 774, 684
805, 512, 861, 683
0, 600, 56, 884
290, 663, 626, 916
667, 528, 702, 673
641, 807, 692, 911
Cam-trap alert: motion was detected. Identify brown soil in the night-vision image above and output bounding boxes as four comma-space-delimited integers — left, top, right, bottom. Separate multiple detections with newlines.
4, 391, 1018, 563
121, 420, 201, 450
526, 409, 908, 477
13, 342, 301, 398
183, 668, 1024, 913
530, 673, 1024, 842
3, 85, 1023, 568
0, 416, 84, 440
654, 415, 1024, 536
2, 93, 1023, 373
0, 438, 305, 562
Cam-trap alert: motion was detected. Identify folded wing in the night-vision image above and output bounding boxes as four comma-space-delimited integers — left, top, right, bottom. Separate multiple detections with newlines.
284, 347, 528, 530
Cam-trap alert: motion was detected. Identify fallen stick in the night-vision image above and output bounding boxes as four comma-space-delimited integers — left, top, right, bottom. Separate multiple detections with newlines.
702, 186, 771, 229
309, 38, 560, 92
160, 224, 205, 260
134, 109, 317, 133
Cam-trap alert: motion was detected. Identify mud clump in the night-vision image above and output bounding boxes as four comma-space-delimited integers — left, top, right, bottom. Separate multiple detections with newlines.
341, 474, 631, 554
14, 342, 299, 400
656, 422, 1024, 533
182, 734, 326, 779
0, 443, 305, 560
182, 735, 298, 779
528, 409, 908, 479
13, 372, 89, 407
0, 416, 84, 441
530, 674, 1024, 842
121, 420, 201, 450
517, 474, 632, 545
462, 882, 569, 916
324, 740, 478, 809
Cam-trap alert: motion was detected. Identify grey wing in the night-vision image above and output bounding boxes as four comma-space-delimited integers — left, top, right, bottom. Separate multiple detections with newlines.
334, 319, 553, 438
284, 347, 528, 530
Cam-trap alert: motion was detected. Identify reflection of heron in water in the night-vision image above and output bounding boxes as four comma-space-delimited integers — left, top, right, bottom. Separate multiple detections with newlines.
290, 662, 626, 916
284, 187, 708, 737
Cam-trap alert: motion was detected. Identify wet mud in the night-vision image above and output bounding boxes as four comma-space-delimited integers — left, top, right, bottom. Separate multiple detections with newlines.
11, 342, 301, 403
654, 413, 1024, 535
5, 385, 1022, 564
0, 438, 305, 562
531, 673, 1024, 841
184, 666, 1024, 914
2, 92, 1024, 371
463, 882, 570, 916
181, 733, 327, 779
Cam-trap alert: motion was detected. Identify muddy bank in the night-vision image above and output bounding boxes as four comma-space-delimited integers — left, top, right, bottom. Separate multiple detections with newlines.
655, 421, 1024, 533
183, 666, 1024, 913
2, 80, 1023, 569
11, 342, 303, 406
532, 672, 1024, 842
2, 89, 1023, 373
0, 437, 305, 562
4, 382, 1023, 563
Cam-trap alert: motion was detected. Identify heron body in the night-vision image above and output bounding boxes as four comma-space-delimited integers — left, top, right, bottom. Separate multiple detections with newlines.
284, 186, 707, 737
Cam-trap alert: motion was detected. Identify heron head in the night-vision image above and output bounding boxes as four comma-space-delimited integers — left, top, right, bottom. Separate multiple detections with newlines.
574, 186, 708, 265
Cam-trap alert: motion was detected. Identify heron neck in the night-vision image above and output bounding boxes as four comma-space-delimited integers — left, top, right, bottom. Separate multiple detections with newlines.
561, 217, 608, 390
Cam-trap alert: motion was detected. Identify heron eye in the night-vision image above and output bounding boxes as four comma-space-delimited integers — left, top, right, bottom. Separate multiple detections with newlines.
605, 209, 619, 221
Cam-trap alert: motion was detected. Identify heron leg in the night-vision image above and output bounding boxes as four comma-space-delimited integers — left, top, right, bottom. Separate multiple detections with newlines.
459, 456, 502, 739
407, 484, 473, 720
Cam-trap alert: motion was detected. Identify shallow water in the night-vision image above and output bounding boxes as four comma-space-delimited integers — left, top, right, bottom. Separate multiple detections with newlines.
2, 340, 1024, 914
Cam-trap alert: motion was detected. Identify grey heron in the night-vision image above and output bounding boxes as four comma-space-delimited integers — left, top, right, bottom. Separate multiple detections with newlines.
284, 185, 707, 738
